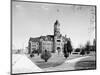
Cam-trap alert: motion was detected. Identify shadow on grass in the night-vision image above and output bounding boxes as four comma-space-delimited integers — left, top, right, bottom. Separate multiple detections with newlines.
28, 53, 66, 69
75, 60, 96, 70
35, 60, 64, 68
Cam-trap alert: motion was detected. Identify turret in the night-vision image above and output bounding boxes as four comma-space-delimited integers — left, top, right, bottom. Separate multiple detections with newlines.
54, 20, 60, 37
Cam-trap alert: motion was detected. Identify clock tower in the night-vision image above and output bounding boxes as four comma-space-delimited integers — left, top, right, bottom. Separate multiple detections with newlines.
54, 20, 62, 54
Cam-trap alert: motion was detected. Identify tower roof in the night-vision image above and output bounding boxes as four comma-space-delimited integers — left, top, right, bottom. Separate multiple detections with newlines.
54, 20, 60, 25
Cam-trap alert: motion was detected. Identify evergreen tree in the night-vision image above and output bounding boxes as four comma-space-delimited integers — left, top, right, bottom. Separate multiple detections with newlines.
41, 50, 51, 62
85, 41, 90, 54
80, 47, 85, 55
63, 38, 73, 58
63, 43, 69, 58
66, 38, 73, 54
93, 39, 96, 52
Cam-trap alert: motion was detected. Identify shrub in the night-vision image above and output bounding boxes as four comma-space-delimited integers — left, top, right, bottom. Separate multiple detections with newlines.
30, 53, 34, 58
41, 50, 51, 62
80, 49, 85, 55
30, 50, 35, 58
75, 48, 81, 52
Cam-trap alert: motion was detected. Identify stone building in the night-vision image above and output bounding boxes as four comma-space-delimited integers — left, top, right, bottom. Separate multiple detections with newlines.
28, 37, 40, 54
28, 20, 68, 54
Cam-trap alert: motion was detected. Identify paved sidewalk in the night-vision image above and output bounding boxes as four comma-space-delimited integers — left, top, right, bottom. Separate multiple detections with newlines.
12, 54, 42, 74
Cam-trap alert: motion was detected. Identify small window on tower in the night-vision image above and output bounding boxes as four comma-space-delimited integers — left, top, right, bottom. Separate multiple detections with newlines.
57, 47, 60, 50
57, 40, 61, 42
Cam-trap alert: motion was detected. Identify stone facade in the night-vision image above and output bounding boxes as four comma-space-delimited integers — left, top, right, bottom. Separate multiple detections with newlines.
42, 41, 53, 52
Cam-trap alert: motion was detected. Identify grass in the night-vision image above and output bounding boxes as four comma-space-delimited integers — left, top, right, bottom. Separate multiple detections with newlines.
28, 53, 66, 69
74, 55, 96, 70
28, 51, 96, 70
35, 61, 63, 68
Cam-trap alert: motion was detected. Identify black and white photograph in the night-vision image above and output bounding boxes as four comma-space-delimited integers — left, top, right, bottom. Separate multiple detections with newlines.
11, 0, 96, 74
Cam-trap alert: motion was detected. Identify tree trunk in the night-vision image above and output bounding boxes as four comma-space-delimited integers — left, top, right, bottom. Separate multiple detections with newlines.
45, 59, 47, 62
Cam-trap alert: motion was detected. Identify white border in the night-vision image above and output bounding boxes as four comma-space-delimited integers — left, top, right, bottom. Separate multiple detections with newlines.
0, 0, 99, 75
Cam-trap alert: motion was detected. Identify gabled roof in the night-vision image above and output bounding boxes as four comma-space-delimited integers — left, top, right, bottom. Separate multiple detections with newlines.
40, 36, 46, 40
29, 37, 40, 42
47, 35, 54, 41
40, 35, 54, 41
47, 35, 54, 38
29, 35, 54, 42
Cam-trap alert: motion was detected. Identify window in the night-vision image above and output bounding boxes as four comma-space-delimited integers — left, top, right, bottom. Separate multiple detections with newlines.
37, 42, 39, 45
57, 40, 61, 42
57, 47, 60, 50
32, 45, 36, 47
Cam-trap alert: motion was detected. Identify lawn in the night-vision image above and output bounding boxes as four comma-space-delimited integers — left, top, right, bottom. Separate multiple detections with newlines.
28, 51, 96, 70
74, 55, 96, 70
28, 52, 83, 69
28, 53, 66, 69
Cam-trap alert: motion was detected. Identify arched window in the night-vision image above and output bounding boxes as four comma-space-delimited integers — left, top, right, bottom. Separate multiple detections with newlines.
57, 47, 60, 50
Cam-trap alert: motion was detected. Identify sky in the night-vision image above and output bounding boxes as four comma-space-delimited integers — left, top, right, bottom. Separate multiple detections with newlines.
12, 1, 96, 49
